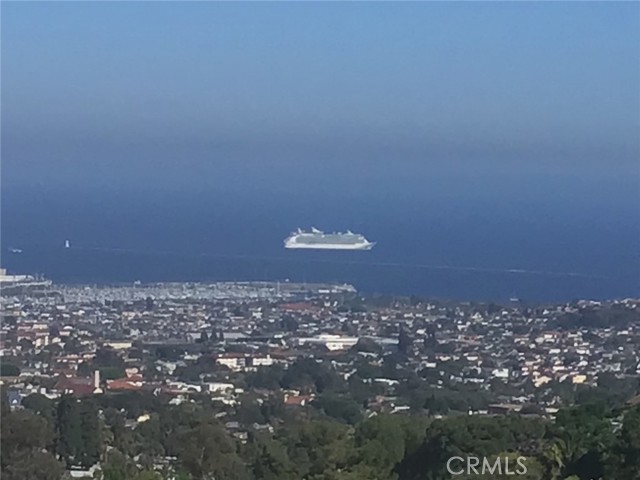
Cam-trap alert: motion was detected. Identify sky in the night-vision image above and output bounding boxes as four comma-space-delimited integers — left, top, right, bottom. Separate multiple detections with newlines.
2, 2, 639, 199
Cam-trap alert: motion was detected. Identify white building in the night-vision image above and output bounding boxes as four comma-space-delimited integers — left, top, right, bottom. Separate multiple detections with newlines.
296, 334, 359, 351
251, 355, 274, 367
216, 354, 247, 371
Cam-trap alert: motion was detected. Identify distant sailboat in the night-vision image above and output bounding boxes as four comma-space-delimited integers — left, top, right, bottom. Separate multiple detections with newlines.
65, 240, 71, 248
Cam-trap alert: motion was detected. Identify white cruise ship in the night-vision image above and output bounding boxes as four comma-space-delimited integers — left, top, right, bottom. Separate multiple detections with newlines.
284, 228, 375, 250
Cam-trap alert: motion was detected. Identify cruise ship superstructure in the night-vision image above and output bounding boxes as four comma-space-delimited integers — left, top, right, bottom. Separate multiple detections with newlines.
284, 228, 375, 250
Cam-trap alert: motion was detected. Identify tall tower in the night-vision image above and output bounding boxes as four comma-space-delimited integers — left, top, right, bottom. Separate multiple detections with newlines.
93, 369, 103, 394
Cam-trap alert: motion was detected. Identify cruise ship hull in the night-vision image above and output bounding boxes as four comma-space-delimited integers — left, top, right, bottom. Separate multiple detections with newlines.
284, 242, 375, 250
284, 228, 375, 251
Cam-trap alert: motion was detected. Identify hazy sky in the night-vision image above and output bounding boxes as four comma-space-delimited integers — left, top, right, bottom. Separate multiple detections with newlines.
2, 2, 639, 195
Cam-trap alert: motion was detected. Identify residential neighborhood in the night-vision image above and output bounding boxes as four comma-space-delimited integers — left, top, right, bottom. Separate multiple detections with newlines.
2, 278, 639, 417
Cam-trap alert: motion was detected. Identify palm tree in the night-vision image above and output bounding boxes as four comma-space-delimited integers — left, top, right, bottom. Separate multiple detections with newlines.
543, 432, 585, 480
543, 442, 565, 480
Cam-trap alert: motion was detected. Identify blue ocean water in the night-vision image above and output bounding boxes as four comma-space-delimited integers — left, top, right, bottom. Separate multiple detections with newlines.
2, 184, 638, 302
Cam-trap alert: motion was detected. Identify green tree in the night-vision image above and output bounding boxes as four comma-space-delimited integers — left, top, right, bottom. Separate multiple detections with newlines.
79, 399, 103, 468
1, 409, 63, 480
56, 396, 103, 468
0, 363, 20, 376
22, 392, 56, 423
56, 395, 83, 466
551, 403, 615, 479
273, 419, 353, 479
197, 331, 209, 344
1, 450, 64, 480
145, 296, 155, 311
397, 415, 547, 480
99, 366, 126, 380
346, 414, 407, 479
101, 449, 137, 480
171, 422, 250, 480
246, 434, 298, 480
607, 406, 640, 479
313, 393, 363, 424
246, 365, 285, 390
133, 471, 163, 480
351, 338, 382, 355
0, 387, 10, 417
236, 393, 267, 425
281, 358, 344, 394
453, 453, 545, 480
95, 347, 124, 369
398, 327, 412, 356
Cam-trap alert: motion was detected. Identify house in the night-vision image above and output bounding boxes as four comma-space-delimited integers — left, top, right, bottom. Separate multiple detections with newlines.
54, 370, 102, 397
206, 382, 235, 394
68, 464, 101, 478
488, 403, 522, 415
283, 393, 315, 406
250, 355, 274, 367
106, 376, 144, 392
216, 353, 247, 371
6, 391, 22, 409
